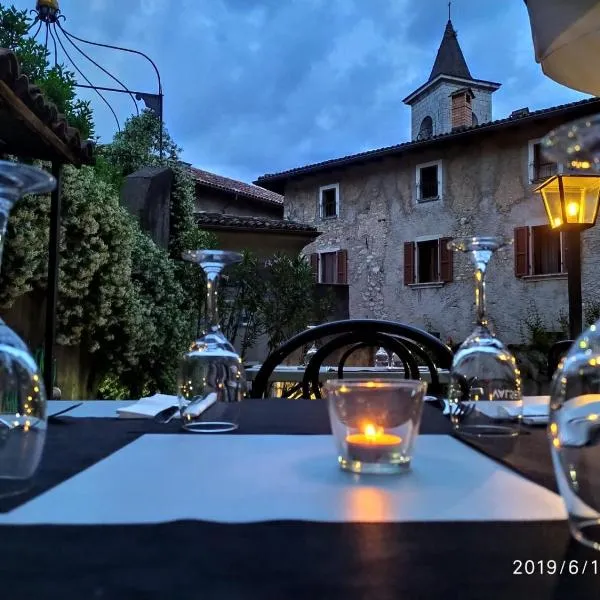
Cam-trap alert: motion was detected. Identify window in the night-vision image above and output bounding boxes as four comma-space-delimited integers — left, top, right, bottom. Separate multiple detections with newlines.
416, 160, 442, 202
528, 139, 558, 183
471, 112, 478, 127
309, 249, 348, 284
319, 184, 339, 219
404, 238, 453, 285
418, 116, 433, 140
514, 225, 565, 277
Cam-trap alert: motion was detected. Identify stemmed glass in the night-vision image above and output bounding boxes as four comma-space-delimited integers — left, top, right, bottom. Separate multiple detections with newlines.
177, 250, 247, 432
446, 237, 522, 436
374, 347, 390, 368
542, 118, 600, 550
0, 161, 56, 497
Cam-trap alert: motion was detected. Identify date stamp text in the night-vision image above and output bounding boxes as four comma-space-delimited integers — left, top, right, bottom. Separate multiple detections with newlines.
513, 560, 599, 575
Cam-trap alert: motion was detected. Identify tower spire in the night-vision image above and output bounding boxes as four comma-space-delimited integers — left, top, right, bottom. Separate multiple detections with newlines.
448, 1, 451, 21
428, 19, 472, 82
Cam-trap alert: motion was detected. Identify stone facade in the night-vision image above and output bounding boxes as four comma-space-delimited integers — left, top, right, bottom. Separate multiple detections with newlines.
282, 118, 600, 346
409, 80, 493, 139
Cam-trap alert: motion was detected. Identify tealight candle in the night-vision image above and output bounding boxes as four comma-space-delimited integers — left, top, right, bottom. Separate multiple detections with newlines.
346, 423, 402, 463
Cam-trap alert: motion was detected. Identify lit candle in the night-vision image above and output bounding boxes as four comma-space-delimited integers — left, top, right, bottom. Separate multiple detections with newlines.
346, 423, 402, 463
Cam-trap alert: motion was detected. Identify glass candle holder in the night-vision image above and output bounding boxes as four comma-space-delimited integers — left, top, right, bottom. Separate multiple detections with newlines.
324, 379, 427, 474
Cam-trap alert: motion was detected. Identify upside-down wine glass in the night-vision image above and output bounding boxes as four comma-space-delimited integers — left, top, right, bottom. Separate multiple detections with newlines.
0, 160, 55, 497
542, 118, 600, 550
446, 237, 522, 436
177, 250, 247, 432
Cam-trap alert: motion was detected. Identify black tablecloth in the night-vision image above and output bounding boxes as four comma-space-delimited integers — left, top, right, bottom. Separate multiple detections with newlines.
1, 400, 596, 600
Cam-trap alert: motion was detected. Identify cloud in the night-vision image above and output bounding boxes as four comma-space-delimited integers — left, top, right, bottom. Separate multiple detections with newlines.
10, 0, 589, 183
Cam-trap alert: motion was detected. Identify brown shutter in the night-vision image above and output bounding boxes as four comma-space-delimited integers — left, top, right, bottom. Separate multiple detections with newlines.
404, 242, 415, 285
439, 237, 453, 282
336, 249, 348, 284
310, 253, 319, 282
514, 227, 529, 277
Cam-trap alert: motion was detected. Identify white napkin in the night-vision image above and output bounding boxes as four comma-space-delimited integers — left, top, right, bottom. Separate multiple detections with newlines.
458, 396, 550, 424
116, 394, 179, 419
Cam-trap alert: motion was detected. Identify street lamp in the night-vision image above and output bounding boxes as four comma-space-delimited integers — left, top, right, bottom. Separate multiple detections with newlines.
535, 173, 600, 338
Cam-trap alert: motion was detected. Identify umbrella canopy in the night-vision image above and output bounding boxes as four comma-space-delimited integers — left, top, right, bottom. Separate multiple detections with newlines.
525, 0, 600, 95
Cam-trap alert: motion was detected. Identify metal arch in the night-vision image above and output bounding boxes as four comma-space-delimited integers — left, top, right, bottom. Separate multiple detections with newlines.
250, 319, 454, 399
57, 23, 163, 95
48, 22, 58, 67
53, 25, 121, 131
302, 332, 419, 399
54, 22, 139, 116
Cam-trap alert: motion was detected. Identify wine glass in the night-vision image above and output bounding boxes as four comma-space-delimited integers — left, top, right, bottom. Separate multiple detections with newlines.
0, 161, 56, 497
548, 326, 600, 551
374, 347, 390, 368
542, 117, 600, 550
177, 250, 247, 432
542, 114, 600, 173
446, 237, 523, 436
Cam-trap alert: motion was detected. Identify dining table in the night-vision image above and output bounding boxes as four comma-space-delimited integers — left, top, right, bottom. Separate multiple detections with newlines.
0, 397, 599, 600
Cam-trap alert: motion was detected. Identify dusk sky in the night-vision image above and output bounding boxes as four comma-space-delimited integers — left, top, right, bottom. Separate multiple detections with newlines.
11, 0, 589, 183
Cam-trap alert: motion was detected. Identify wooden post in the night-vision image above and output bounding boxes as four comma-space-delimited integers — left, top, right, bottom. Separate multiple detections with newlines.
44, 161, 62, 396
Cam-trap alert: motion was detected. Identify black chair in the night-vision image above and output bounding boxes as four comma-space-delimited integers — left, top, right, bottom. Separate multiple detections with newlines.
548, 340, 573, 378
250, 319, 454, 399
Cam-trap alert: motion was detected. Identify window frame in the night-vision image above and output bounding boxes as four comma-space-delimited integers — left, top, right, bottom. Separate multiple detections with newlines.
404, 235, 453, 286
528, 138, 559, 184
530, 224, 565, 276
415, 159, 443, 203
318, 183, 340, 219
312, 248, 348, 285
415, 237, 440, 284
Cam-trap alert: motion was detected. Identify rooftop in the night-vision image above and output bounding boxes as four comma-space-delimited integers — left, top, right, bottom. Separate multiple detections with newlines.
189, 165, 283, 206
428, 20, 472, 82
195, 212, 319, 236
255, 97, 600, 193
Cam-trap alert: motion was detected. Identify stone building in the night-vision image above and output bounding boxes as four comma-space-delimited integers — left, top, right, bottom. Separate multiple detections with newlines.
255, 18, 600, 345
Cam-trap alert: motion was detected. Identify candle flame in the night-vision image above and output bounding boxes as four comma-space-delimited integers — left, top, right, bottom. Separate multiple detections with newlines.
364, 423, 382, 439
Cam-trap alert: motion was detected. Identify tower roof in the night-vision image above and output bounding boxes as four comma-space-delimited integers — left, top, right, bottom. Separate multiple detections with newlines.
428, 20, 472, 82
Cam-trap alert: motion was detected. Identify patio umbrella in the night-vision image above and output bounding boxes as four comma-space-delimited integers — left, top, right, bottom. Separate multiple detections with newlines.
525, 0, 600, 95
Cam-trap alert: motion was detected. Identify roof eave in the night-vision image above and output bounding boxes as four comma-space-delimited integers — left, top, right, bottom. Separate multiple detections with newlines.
402, 74, 502, 105
255, 97, 600, 190
198, 222, 320, 236
194, 180, 284, 207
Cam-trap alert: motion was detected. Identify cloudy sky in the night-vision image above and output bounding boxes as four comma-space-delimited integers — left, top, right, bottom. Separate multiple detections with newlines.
11, 0, 588, 182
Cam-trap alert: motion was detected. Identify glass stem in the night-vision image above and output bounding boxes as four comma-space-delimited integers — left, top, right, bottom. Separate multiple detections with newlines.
472, 250, 492, 328
203, 268, 222, 334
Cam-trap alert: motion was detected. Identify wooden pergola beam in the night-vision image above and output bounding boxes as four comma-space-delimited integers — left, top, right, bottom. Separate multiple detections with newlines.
0, 80, 81, 166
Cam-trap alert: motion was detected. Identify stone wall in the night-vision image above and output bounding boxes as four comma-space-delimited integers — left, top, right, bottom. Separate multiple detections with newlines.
284, 121, 597, 346
410, 80, 493, 139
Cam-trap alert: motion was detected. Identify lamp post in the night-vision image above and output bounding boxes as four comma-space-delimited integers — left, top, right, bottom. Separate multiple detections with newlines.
535, 173, 600, 339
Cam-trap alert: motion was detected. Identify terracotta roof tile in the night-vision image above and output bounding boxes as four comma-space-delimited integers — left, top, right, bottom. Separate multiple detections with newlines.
195, 212, 319, 234
0, 48, 94, 164
189, 166, 283, 205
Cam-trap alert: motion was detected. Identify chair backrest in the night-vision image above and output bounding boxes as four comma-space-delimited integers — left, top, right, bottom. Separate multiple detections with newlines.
548, 340, 573, 378
249, 319, 454, 398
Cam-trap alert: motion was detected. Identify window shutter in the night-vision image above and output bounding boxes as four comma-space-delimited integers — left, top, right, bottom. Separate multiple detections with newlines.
439, 237, 453, 282
310, 253, 319, 282
336, 249, 348, 284
514, 227, 529, 277
404, 242, 415, 285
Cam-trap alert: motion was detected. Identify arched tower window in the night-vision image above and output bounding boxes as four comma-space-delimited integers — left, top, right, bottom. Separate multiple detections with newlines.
418, 116, 433, 140
472, 112, 479, 126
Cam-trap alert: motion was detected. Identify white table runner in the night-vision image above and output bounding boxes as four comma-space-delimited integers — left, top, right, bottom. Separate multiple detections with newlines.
0, 434, 566, 525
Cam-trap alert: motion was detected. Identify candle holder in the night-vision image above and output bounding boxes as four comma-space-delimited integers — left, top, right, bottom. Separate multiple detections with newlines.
324, 379, 427, 474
